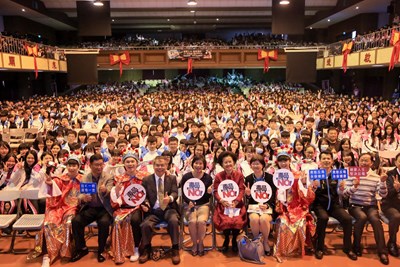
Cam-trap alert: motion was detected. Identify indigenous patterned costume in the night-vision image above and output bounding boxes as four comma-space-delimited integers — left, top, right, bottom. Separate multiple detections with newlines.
29, 173, 81, 263
274, 176, 315, 262
108, 173, 144, 264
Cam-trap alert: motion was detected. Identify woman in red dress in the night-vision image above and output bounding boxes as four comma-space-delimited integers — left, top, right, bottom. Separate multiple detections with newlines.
273, 148, 315, 262
109, 148, 148, 264
213, 151, 247, 253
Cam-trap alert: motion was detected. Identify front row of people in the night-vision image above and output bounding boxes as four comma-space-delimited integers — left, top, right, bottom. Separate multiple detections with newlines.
18, 150, 400, 266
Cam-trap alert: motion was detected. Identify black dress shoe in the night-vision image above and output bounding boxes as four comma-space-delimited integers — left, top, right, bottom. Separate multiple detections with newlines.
139, 249, 150, 264
171, 249, 180, 265
344, 250, 357, 261
190, 250, 198, 256
264, 250, 272, 256
353, 249, 362, 257
70, 248, 89, 262
388, 242, 399, 257
97, 254, 106, 263
379, 254, 389, 265
221, 238, 229, 253
198, 250, 205, 257
315, 250, 324, 260
232, 244, 238, 253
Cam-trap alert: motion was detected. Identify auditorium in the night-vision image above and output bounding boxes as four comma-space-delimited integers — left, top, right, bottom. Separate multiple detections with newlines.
0, 0, 399, 267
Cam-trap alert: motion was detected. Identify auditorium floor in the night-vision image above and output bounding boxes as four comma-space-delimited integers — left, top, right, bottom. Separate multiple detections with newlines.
0, 228, 399, 267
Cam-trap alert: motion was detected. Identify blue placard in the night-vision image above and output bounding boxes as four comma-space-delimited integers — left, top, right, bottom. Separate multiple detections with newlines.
80, 182, 97, 194
331, 169, 348, 180
308, 169, 327, 180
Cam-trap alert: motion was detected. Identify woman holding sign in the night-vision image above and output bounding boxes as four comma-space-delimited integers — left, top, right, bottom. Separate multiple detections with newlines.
109, 148, 146, 264
273, 148, 315, 262
213, 151, 247, 253
180, 155, 213, 256
244, 154, 277, 255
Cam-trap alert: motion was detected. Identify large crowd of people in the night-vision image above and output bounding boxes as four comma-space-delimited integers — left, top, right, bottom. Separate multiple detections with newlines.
0, 81, 399, 267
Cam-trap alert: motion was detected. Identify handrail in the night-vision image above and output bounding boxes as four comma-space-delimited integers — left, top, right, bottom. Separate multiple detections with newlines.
0, 33, 66, 61
320, 25, 400, 58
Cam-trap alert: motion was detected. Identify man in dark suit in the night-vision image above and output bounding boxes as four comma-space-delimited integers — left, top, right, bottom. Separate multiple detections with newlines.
312, 151, 357, 261
71, 154, 114, 263
139, 156, 180, 265
382, 153, 400, 257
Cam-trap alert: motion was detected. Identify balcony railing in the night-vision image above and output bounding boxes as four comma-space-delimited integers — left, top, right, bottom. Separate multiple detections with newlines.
322, 25, 399, 57
0, 34, 66, 61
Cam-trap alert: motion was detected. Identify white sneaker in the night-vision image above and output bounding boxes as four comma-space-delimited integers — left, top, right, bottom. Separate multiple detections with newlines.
41, 256, 50, 267
130, 247, 139, 262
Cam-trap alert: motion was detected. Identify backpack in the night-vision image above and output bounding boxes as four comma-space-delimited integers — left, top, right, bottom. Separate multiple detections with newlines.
237, 235, 265, 264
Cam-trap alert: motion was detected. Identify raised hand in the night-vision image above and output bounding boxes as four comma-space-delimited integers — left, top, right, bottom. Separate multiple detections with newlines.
245, 182, 251, 196
162, 192, 170, 205
380, 168, 388, 182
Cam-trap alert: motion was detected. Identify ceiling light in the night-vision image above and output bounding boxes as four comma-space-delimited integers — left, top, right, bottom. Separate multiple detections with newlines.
216, 18, 219, 21
327, 19, 331, 22
167, 19, 170, 21
112, 19, 115, 22
187, 0, 197, 6
93, 1, 104, 7
309, 27, 313, 29
356, 6, 359, 10
190, 10, 196, 13
279, 0, 290, 5
194, 20, 197, 24
22, 8, 26, 12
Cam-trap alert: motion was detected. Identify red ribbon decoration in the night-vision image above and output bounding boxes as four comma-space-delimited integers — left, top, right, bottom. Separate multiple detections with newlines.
109, 51, 131, 77
187, 58, 193, 74
389, 30, 400, 71
342, 41, 353, 73
26, 44, 39, 79
258, 49, 278, 72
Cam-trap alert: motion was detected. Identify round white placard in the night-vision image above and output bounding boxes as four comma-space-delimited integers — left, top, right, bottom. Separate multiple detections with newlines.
273, 169, 295, 190
217, 180, 239, 202
123, 184, 146, 207
183, 178, 206, 201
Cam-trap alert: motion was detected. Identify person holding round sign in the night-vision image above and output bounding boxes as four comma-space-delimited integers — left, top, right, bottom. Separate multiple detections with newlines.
244, 154, 277, 256
180, 155, 212, 256
273, 148, 315, 262
213, 151, 247, 254
109, 148, 145, 264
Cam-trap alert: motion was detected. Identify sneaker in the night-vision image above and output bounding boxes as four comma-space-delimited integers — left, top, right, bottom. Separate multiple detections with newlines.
41, 256, 50, 267
130, 247, 139, 262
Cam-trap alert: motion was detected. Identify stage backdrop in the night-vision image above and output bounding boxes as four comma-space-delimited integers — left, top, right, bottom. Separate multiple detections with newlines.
66, 54, 98, 85
286, 52, 317, 83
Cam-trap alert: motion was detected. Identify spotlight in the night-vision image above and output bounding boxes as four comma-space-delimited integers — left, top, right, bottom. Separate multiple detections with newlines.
187, 0, 197, 6
279, 0, 290, 5
93, 1, 104, 7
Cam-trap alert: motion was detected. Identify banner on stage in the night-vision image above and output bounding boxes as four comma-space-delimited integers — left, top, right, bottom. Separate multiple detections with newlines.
167, 48, 212, 60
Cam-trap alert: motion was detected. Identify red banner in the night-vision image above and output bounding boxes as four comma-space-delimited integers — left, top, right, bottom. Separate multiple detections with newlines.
187, 58, 193, 74
26, 44, 39, 79
341, 41, 353, 73
258, 49, 278, 72
109, 51, 130, 77
389, 30, 400, 71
